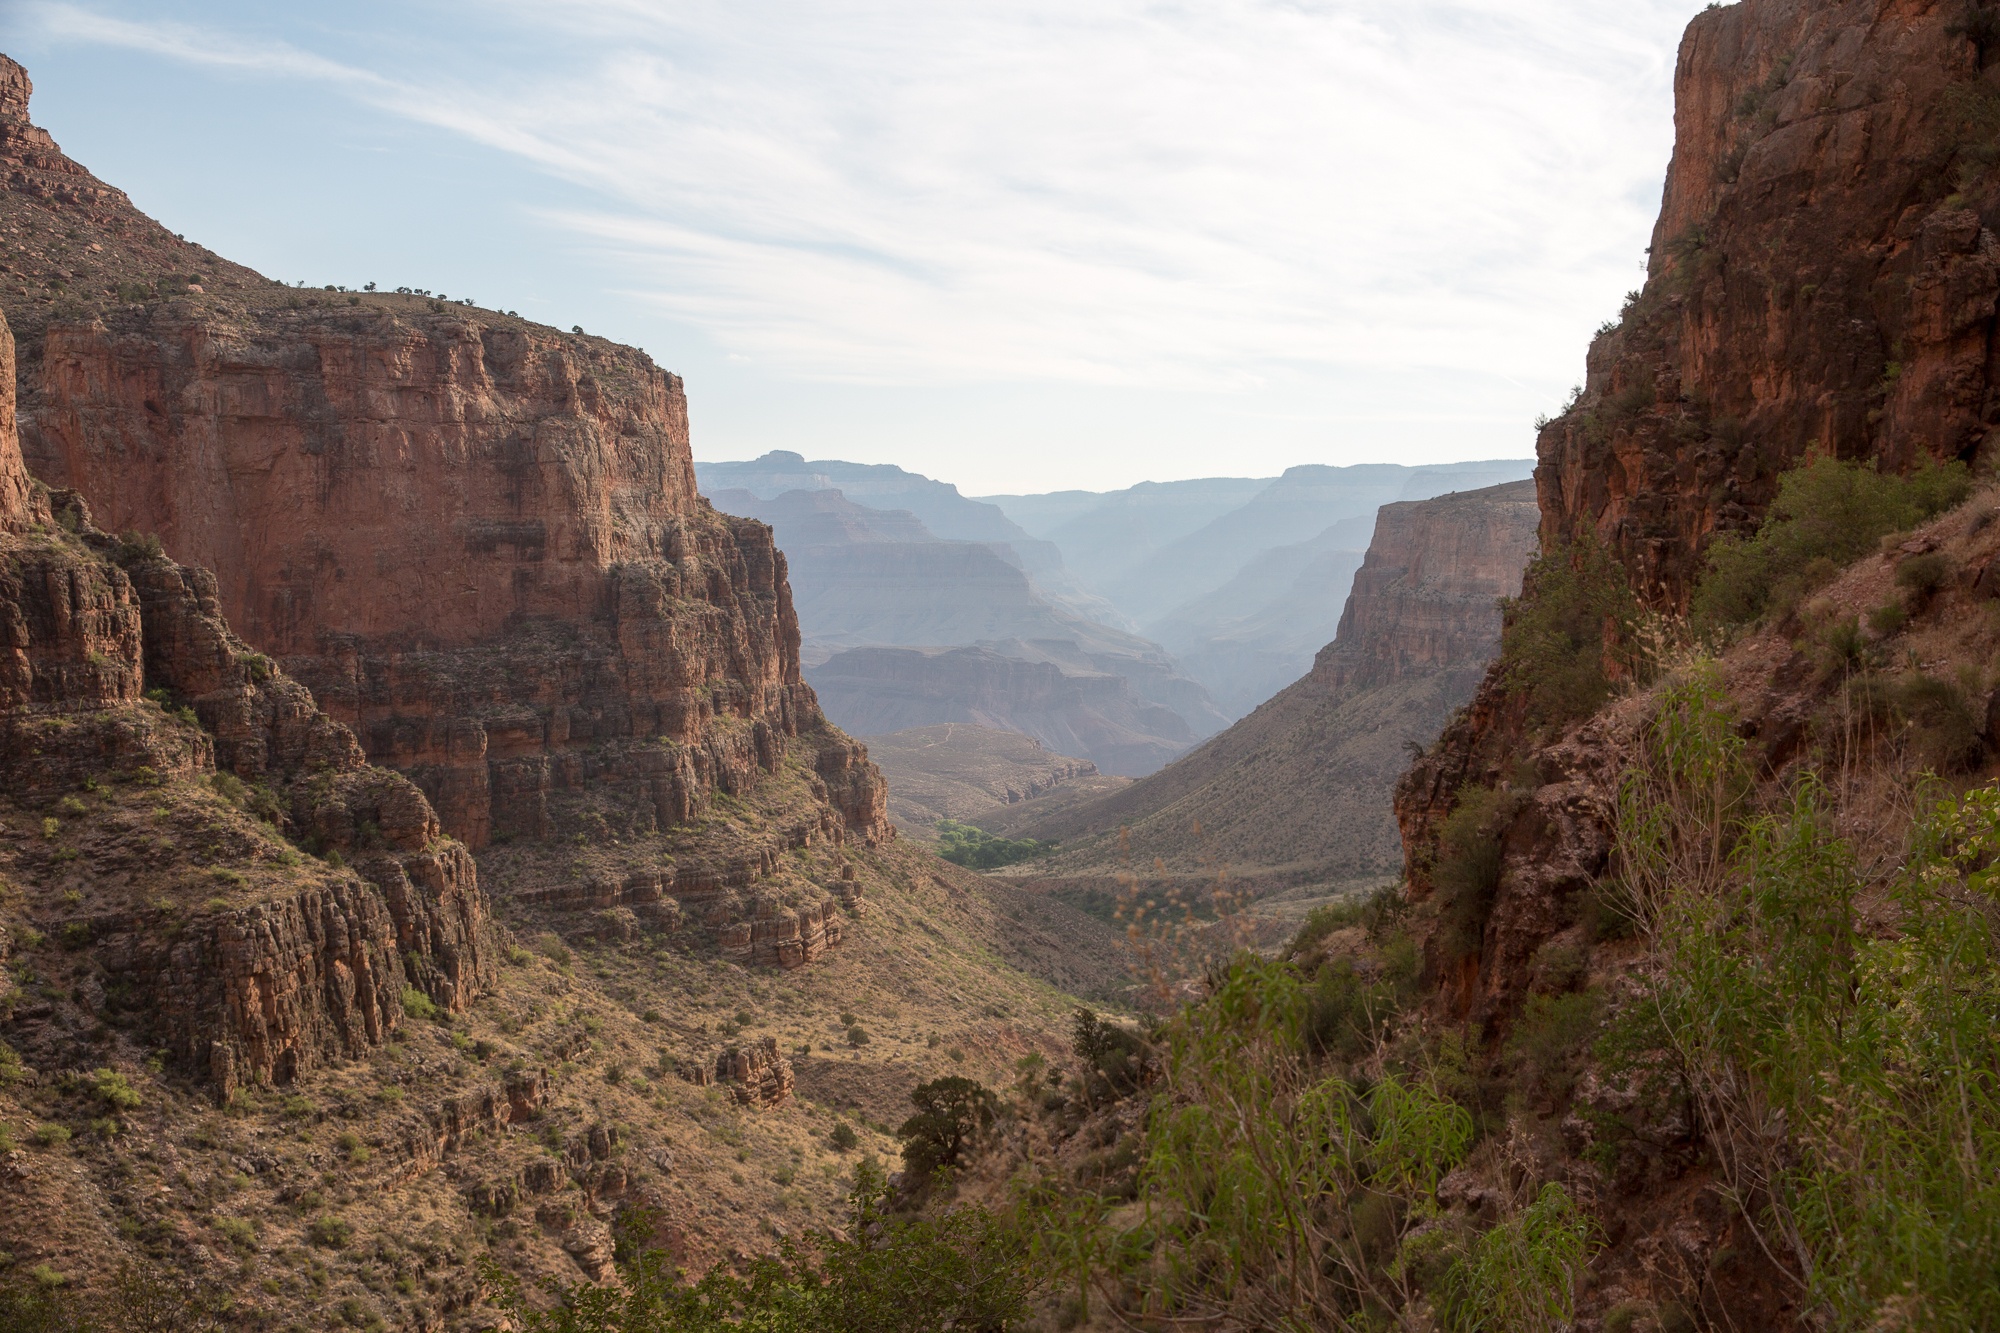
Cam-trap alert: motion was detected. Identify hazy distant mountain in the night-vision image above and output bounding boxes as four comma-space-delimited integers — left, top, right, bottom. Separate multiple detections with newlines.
700, 452, 1133, 630
977, 476, 1276, 595
707, 486, 1229, 762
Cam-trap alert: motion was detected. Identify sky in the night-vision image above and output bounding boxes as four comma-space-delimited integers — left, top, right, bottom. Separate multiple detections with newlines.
4, 0, 1703, 495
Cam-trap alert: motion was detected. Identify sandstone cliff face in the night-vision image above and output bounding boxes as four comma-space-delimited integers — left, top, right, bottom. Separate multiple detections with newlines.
0, 306, 493, 1098
1321, 480, 1540, 694
1535, 0, 2000, 605
0, 60, 890, 857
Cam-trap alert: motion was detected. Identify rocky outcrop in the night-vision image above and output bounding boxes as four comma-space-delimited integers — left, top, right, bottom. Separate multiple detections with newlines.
0, 60, 890, 858
0, 305, 493, 1098
1321, 480, 1540, 693
1533, 0, 2000, 607
808, 644, 1198, 777
713, 1037, 795, 1108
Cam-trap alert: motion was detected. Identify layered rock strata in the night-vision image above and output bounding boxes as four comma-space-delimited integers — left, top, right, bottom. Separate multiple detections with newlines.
1533, 0, 2000, 606
0, 56, 889, 861
1320, 480, 1540, 693
0, 306, 494, 1097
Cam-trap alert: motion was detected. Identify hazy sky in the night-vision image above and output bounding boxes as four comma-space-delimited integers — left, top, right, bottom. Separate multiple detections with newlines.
7, 1, 1702, 494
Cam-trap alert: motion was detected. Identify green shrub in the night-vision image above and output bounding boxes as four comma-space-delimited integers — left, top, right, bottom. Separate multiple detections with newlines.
1430, 785, 1515, 959
89, 1069, 140, 1110
1895, 551, 1955, 601
1498, 535, 1644, 727
1868, 600, 1908, 637
1896, 674, 1986, 773
830, 1122, 859, 1151
897, 1076, 998, 1181
29, 1124, 70, 1147
845, 1025, 870, 1048
1693, 456, 1971, 629
212, 1214, 258, 1252
933, 819, 1054, 870
1504, 991, 1602, 1100
0, 1042, 21, 1088
399, 986, 438, 1021
308, 1216, 353, 1248
839, 1011, 858, 1026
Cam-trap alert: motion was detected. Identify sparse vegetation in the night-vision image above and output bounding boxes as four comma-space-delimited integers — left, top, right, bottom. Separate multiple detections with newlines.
1692, 455, 1971, 630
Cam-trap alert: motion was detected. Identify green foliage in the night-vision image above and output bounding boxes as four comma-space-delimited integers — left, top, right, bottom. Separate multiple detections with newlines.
1894, 551, 1954, 601
829, 1122, 859, 1152
0, 1041, 21, 1088
1080, 954, 1474, 1326
1692, 455, 1971, 629
1438, 1183, 1596, 1332
1617, 679, 2000, 1325
1303, 945, 1418, 1063
932, 819, 1053, 871
844, 1025, 869, 1048
896, 1077, 998, 1182
1431, 784, 1516, 959
1498, 535, 1644, 728
485, 1169, 1030, 1333
1896, 672, 1987, 773
1287, 883, 1407, 958
1502, 992, 1601, 1101
307, 1216, 354, 1249
399, 987, 438, 1022
30, 1124, 70, 1147
1867, 599, 1907, 637
88, 1069, 140, 1111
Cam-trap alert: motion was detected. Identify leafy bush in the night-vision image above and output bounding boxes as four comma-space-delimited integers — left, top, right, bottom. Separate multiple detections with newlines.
399, 987, 438, 1021
1896, 673, 1986, 773
1894, 551, 1954, 601
830, 1122, 859, 1151
845, 1025, 870, 1048
1430, 784, 1516, 959
89, 1069, 140, 1110
1616, 677, 2000, 1323
1437, 1183, 1596, 1332
1692, 456, 1971, 629
1867, 599, 1907, 637
932, 819, 1054, 871
29, 1124, 70, 1147
308, 1216, 354, 1249
1498, 535, 1644, 727
488, 1161, 1030, 1333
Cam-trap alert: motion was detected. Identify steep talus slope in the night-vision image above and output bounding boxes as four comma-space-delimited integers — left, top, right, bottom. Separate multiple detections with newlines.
0, 55, 888, 862
998, 480, 1538, 904
1535, 0, 1998, 604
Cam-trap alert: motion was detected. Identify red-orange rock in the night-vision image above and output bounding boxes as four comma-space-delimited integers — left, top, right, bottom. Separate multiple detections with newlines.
1534, 0, 2000, 607
0, 60, 890, 854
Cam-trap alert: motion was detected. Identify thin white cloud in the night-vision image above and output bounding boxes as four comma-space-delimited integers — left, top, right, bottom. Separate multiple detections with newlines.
27, 0, 1697, 394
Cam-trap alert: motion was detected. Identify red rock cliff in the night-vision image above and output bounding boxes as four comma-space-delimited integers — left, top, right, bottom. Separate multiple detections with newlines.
1536, 0, 2000, 605
1320, 480, 1539, 694
0, 305, 492, 1098
0, 58, 889, 852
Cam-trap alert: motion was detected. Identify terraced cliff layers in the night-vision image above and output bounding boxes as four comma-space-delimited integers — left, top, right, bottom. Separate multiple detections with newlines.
1534, 0, 2000, 606
0, 306, 493, 1100
0, 54, 890, 866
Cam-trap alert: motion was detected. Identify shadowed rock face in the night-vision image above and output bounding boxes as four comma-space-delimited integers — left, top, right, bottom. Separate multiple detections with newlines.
0, 59, 890, 853
1534, 0, 2000, 607
0, 306, 492, 1099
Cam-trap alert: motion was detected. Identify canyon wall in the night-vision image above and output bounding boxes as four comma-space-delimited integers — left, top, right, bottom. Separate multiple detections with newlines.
1535, 0, 2000, 606
0, 306, 492, 1098
0, 57, 888, 854
1400, 0, 2000, 1023
1320, 480, 1539, 693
